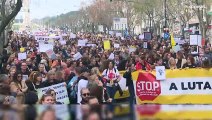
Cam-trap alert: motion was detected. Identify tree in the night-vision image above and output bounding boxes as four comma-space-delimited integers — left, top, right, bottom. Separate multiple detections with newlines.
0, 0, 23, 67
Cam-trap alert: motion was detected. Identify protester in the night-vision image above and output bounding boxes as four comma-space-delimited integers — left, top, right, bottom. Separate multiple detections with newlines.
87, 96, 99, 105
39, 94, 54, 104
102, 61, 121, 103
80, 88, 90, 104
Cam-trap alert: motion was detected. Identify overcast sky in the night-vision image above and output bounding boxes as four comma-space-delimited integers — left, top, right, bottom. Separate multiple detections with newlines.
29, 0, 92, 19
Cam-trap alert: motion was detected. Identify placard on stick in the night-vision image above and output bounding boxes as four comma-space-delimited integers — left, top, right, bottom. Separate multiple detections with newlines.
144, 32, 152, 40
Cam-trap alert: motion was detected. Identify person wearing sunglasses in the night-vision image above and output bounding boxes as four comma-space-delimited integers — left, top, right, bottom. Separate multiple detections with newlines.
80, 88, 90, 104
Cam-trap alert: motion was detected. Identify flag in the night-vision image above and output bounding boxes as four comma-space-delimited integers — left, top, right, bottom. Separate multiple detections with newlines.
171, 33, 176, 48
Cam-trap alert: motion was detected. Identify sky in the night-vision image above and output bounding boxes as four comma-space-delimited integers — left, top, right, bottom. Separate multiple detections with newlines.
29, 0, 93, 19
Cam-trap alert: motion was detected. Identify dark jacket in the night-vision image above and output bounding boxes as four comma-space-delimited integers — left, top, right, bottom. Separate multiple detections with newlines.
123, 71, 133, 86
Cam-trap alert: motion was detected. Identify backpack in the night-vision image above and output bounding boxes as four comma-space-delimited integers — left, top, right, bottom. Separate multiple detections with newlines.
67, 76, 79, 104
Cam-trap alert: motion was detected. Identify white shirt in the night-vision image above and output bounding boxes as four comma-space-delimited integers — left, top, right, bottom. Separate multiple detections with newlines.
102, 68, 120, 87
77, 79, 88, 104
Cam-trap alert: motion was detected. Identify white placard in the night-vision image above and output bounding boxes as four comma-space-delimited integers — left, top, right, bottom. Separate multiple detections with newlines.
139, 34, 144, 40
22, 75, 29, 81
118, 77, 127, 90
108, 53, 115, 60
189, 35, 198, 45
39, 43, 54, 52
156, 66, 166, 80
197, 35, 202, 47
37, 82, 70, 104
109, 31, 114, 35
70, 33, 76, 38
143, 42, 147, 48
73, 52, 82, 60
87, 44, 96, 47
18, 52, 27, 60
114, 44, 120, 48
59, 40, 66, 45
116, 33, 122, 37
78, 40, 86, 46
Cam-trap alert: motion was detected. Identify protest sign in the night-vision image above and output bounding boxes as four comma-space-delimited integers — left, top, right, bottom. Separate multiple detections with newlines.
73, 52, 82, 60
108, 53, 115, 60
144, 32, 152, 40
22, 75, 28, 81
18, 52, 27, 60
59, 40, 66, 45
78, 40, 87, 46
104, 40, 111, 50
143, 42, 148, 49
116, 33, 122, 37
129, 47, 136, 53
87, 44, 96, 47
70, 33, 76, 38
132, 68, 212, 104
190, 35, 198, 45
114, 44, 120, 48
20, 48, 25, 52
109, 31, 114, 35
37, 82, 70, 104
139, 34, 144, 40
39, 43, 54, 52
155, 66, 166, 80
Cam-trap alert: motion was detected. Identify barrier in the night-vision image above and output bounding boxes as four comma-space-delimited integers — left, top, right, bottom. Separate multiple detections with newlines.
132, 68, 212, 104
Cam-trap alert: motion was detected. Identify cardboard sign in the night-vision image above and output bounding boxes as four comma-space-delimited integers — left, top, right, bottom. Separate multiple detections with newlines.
104, 40, 111, 50
18, 52, 27, 60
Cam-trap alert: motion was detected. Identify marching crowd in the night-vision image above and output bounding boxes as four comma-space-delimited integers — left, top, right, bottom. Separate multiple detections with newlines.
0, 31, 212, 105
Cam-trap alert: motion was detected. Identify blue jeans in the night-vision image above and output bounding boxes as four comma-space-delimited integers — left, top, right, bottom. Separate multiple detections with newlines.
106, 86, 117, 103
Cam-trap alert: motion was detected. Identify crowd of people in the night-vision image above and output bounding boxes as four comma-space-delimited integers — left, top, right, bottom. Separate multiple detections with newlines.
0, 31, 212, 105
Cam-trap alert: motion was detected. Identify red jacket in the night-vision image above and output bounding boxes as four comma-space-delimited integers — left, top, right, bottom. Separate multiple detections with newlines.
136, 61, 152, 71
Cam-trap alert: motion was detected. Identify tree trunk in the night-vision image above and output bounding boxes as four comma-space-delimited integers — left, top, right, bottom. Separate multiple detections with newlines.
0, 0, 22, 67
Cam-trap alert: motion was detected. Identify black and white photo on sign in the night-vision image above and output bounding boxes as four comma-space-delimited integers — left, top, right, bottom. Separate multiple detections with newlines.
143, 42, 148, 48
144, 32, 152, 40
191, 46, 199, 55
155, 66, 166, 80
